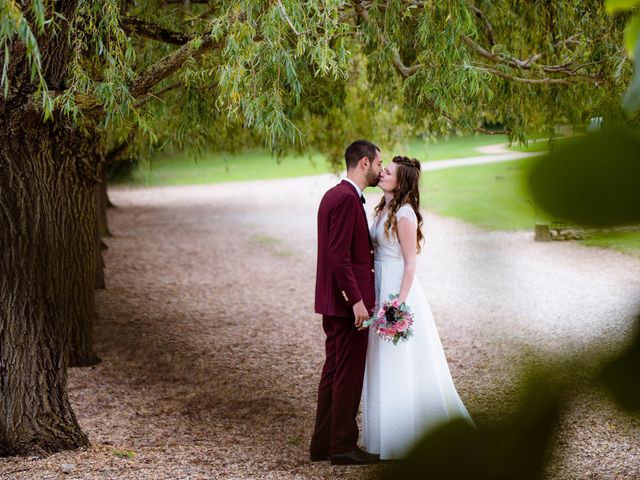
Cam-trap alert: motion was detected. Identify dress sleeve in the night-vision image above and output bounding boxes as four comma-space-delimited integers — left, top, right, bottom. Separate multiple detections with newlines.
396, 204, 417, 224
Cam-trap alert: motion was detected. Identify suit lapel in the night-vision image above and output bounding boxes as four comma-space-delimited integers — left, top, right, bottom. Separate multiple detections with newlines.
340, 181, 373, 248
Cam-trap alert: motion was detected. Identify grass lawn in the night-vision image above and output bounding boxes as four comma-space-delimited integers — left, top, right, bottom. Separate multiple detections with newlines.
128, 150, 330, 186
422, 156, 640, 257
423, 157, 550, 231
581, 230, 640, 258
508, 135, 576, 153
122, 134, 508, 187
403, 134, 509, 161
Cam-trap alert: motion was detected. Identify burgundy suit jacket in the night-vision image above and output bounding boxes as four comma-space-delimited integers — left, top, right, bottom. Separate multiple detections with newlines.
315, 180, 375, 318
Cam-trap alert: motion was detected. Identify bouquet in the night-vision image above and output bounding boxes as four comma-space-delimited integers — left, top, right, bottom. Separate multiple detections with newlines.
364, 294, 414, 345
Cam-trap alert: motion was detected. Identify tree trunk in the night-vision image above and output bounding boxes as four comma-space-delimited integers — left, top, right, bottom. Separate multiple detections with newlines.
94, 164, 108, 291
95, 174, 112, 238
68, 152, 101, 368
94, 212, 106, 290
534, 223, 552, 242
0, 109, 93, 455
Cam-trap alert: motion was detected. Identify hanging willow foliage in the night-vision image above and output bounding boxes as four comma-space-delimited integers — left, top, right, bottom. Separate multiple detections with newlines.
0, 0, 637, 166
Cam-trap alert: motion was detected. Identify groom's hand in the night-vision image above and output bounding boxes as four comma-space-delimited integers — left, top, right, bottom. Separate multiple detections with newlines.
352, 300, 369, 329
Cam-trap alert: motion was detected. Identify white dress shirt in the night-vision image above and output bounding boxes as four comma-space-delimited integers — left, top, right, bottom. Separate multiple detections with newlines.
343, 177, 363, 199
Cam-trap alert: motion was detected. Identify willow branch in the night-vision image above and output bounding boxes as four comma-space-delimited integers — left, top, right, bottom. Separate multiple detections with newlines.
276, 0, 302, 36
470, 6, 495, 47
463, 35, 602, 84
352, 0, 422, 78
351, 1, 508, 133
475, 126, 510, 135
477, 66, 571, 85
134, 81, 182, 108
121, 16, 193, 45
130, 35, 220, 98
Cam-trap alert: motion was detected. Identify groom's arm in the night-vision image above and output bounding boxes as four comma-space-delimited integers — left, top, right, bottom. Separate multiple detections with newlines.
327, 195, 362, 308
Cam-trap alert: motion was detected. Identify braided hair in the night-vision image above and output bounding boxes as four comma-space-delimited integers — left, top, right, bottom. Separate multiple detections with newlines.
374, 156, 425, 253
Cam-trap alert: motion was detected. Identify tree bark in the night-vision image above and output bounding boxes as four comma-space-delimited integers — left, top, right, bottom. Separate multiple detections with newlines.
68, 144, 101, 368
94, 188, 107, 290
95, 171, 111, 238
0, 106, 93, 454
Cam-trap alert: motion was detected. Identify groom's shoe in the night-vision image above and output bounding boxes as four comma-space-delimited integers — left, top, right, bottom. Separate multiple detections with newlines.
309, 452, 329, 462
330, 447, 379, 465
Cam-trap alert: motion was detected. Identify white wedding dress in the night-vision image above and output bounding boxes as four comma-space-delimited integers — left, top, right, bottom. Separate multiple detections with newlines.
362, 205, 474, 460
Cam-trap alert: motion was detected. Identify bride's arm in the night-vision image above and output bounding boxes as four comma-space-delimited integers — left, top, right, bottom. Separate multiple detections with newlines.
397, 217, 418, 304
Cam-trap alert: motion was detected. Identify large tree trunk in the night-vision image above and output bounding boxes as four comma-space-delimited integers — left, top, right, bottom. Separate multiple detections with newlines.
67, 148, 101, 368
94, 177, 107, 291
95, 173, 112, 238
95, 144, 111, 290
95, 215, 107, 290
0, 108, 95, 454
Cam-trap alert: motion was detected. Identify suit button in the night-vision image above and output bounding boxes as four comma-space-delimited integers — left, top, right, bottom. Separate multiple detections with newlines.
370, 250, 374, 254
371, 268, 375, 273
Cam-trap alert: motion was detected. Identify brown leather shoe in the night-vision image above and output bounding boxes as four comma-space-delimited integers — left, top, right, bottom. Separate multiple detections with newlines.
330, 447, 379, 465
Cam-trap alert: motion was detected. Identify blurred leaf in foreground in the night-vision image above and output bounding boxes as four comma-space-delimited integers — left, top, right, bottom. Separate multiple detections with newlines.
623, 36, 640, 113
527, 130, 640, 227
599, 316, 640, 413
382, 372, 563, 480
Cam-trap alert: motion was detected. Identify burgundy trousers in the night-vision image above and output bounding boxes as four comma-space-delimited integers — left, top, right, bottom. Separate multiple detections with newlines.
310, 314, 369, 456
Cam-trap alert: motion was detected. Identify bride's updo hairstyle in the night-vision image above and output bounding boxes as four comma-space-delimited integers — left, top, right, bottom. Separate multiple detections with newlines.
374, 156, 425, 253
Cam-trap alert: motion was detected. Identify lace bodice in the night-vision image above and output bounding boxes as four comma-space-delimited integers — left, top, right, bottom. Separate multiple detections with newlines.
370, 204, 418, 262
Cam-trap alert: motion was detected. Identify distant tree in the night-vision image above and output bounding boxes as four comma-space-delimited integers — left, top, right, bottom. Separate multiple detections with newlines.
0, 0, 635, 455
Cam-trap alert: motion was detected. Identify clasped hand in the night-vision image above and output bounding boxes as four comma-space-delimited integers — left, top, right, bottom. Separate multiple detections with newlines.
352, 300, 370, 330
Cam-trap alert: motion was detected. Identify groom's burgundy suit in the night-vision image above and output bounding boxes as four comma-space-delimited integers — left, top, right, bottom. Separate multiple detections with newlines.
311, 180, 375, 457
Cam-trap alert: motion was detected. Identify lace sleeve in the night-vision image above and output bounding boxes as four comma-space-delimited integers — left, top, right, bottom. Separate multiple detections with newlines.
396, 204, 417, 224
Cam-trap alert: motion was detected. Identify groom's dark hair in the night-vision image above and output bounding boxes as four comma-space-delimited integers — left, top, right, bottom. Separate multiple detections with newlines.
345, 140, 379, 170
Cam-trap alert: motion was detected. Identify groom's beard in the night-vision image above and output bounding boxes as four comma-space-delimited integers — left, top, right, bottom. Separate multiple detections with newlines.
365, 168, 379, 187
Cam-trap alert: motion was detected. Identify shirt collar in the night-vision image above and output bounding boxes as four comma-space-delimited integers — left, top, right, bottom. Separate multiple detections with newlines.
342, 177, 363, 199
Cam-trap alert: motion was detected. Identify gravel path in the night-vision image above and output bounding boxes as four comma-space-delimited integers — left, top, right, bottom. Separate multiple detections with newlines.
423, 142, 542, 171
1, 172, 639, 479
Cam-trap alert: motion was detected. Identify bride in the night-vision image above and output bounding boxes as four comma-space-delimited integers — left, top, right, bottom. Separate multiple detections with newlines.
362, 155, 474, 460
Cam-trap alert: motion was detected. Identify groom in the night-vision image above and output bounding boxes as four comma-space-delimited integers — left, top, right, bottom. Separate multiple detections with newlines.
310, 140, 382, 465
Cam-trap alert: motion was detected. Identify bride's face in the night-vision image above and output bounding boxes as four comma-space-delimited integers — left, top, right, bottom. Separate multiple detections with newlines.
377, 163, 398, 193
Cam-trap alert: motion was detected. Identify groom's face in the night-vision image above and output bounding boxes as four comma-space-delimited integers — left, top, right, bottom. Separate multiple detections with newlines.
365, 150, 383, 187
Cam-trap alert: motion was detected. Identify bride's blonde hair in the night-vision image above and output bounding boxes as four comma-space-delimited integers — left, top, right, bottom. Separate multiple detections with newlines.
374, 156, 424, 253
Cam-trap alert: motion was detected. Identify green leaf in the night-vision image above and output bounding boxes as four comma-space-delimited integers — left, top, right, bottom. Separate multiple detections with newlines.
625, 12, 640, 57
599, 317, 640, 413
527, 130, 640, 227
387, 371, 563, 480
623, 75, 640, 113
605, 0, 640, 14
623, 36, 640, 112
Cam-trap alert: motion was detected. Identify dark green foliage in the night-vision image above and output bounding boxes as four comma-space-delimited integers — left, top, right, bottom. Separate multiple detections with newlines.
105, 155, 137, 182
384, 372, 563, 480
599, 317, 640, 413
1, 1, 636, 168
527, 130, 640, 227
